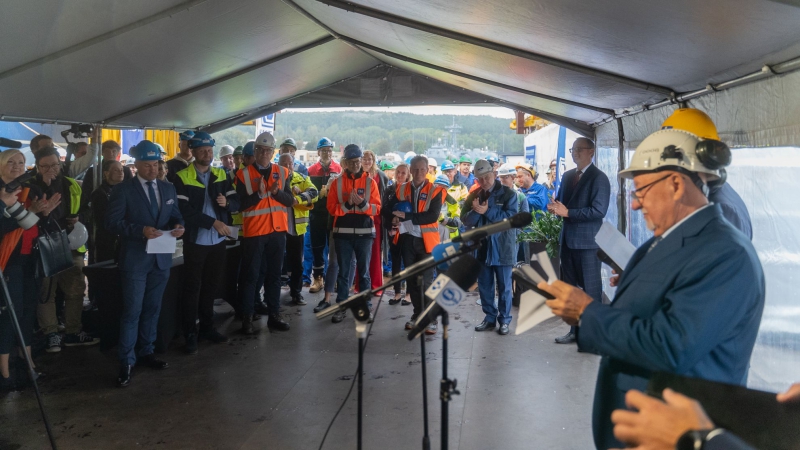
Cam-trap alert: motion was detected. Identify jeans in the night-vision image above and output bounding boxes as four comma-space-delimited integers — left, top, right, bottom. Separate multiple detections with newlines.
119, 267, 170, 365
398, 235, 433, 316
302, 234, 314, 284
239, 233, 286, 316
334, 235, 372, 308
181, 241, 226, 334
38, 252, 86, 335
478, 265, 513, 325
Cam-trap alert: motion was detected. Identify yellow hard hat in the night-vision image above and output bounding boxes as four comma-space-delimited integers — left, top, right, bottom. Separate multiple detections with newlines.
660, 108, 719, 141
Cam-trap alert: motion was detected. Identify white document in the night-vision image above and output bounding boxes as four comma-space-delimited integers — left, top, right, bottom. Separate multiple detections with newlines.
146, 232, 177, 254
533, 251, 558, 283
227, 226, 240, 238
595, 222, 636, 271
515, 290, 556, 335
397, 220, 414, 235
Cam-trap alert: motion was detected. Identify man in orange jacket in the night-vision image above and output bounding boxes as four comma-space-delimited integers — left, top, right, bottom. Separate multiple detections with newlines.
326, 144, 381, 324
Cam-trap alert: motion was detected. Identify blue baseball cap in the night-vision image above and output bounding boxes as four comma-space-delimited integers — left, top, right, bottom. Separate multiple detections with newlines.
343, 144, 362, 160
242, 141, 255, 156
187, 131, 215, 149
179, 130, 195, 141
132, 140, 163, 161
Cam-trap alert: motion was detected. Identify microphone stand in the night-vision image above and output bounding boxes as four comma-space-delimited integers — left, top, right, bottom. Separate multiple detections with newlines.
418, 273, 431, 450
315, 241, 480, 449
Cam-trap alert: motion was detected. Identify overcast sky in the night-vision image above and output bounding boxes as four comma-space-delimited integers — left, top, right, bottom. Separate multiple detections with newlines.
282, 105, 517, 119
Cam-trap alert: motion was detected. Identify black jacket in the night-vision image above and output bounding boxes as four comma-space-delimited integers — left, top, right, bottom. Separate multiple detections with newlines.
173, 164, 241, 244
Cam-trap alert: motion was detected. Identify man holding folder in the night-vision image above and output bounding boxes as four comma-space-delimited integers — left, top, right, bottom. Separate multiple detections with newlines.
105, 140, 185, 387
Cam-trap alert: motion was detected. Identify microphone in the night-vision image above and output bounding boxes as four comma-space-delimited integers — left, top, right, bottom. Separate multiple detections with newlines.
0, 137, 23, 149
407, 254, 481, 340
452, 212, 532, 243
431, 241, 461, 270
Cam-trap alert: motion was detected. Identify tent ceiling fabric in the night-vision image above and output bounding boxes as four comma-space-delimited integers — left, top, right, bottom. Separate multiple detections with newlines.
0, 0, 799, 133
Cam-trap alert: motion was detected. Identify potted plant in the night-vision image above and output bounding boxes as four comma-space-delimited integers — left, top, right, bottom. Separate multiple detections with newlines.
517, 210, 562, 270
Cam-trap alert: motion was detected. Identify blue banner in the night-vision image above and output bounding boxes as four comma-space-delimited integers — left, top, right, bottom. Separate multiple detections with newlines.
555, 126, 567, 195
525, 144, 537, 166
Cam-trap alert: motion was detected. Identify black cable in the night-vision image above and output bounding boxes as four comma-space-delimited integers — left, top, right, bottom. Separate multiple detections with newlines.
317, 291, 385, 450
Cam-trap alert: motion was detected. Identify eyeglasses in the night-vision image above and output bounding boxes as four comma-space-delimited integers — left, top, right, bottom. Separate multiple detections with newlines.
631, 174, 671, 203
38, 163, 61, 172
254, 145, 274, 153
569, 147, 591, 154
344, 158, 362, 165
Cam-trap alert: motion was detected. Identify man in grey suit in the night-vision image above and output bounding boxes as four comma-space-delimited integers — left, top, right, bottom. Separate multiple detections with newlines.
548, 137, 610, 344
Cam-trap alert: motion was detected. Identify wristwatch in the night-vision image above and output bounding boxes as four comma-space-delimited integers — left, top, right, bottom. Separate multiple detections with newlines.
677, 429, 718, 450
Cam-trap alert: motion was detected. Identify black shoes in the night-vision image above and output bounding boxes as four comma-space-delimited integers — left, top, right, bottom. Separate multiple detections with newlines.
313, 300, 331, 313
241, 316, 256, 335
117, 365, 132, 388
267, 314, 290, 331
555, 331, 576, 344
185, 333, 198, 355
199, 329, 229, 343
254, 301, 270, 316
388, 297, 402, 306
475, 320, 496, 332
498, 324, 510, 335
292, 295, 307, 306
137, 354, 169, 370
331, 309, 347, 323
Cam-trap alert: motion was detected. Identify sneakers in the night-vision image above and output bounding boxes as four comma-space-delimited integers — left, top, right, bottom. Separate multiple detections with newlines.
63, 331, 100, 347
309, 276, 324, 293
405, 314, 418, 330
313, 300, 331, 313
292, 294, 307, 306
331, 309, 347, 323
45, 333, 62, 352
424, 322, 437, 335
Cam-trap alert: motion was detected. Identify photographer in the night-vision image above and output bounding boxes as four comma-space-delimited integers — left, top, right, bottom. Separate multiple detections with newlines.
0, 149, 60, 390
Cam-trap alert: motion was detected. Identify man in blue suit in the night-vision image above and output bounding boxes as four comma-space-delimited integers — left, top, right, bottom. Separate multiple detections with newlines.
539, 129, 765, 450
105, 140, 185, 387
548, 137, 610, 344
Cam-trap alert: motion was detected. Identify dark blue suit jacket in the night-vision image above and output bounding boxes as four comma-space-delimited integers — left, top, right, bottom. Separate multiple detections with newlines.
577, 205, 765, 449
556, 164, 610, 249
105, 177, 184, 272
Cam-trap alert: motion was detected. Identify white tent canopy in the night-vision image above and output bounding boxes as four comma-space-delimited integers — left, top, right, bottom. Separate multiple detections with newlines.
2, 0, 800, 144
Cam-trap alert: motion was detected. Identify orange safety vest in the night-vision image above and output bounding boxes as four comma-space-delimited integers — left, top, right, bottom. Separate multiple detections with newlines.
392, 181, 442, 253
328, 172, 379, 233
236, 164, 290, 237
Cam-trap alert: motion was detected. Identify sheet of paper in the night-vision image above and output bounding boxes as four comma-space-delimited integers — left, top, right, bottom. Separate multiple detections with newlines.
227, 226, 240, 238
534, 251, 558, 283
519, 265, 546, 284
595, 221, 636, 271
397, 220, 414, 235
515, 290, 556, 335
146, 232, 177, 254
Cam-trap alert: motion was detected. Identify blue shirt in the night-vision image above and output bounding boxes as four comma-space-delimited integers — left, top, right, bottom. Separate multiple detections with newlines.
194, 169, 225, 246
520, 182, 549, 214
455, 172, 475, 189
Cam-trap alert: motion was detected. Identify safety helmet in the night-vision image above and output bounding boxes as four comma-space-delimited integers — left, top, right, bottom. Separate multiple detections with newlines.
232, 146, 243, 156
660, 108, 720, 141
132, 140, 162, 161
280, 138, 297, 149
188, 131, 215, 149
619, 129, 729, 181
497, 163, 517, 177
440, 160, 455, 171
473, 159, 493, 177
255, 132, 276, 149
317, 137, 333, 149
179, 130, 195, 141
434, 175, 451, 188
242, 141, 255, 157
486, 154, 500, 164
515, 163, 536, 177
218, 145, 234, 158
68, 221, 88, 250
403, 151, 416, 164
393, 201, 413, 214
427, 157, 438, 167
458, 155, 472, 164
155, 143, 166, 156
379, 160, 396, 171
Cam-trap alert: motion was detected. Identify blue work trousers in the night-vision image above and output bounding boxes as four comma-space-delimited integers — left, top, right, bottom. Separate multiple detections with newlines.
478, 264, 513, 325
119, 267, 170, 365
334, 235, 373, 309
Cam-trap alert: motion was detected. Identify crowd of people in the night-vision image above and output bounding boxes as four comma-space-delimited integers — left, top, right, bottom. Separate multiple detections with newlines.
1, 108, 797, 450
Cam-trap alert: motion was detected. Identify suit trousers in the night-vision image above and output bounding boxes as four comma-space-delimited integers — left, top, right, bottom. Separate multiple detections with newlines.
560, 242, 602, 333
119, 267, 170, 365
285, 234, 305, 298
398, 235, 433, 317
240, 233, 286, 316
181, 241, 226, 335
478, 264, 513, 324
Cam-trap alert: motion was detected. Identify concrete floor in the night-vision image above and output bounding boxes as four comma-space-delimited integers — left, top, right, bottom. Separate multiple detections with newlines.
0, 288, 600, 450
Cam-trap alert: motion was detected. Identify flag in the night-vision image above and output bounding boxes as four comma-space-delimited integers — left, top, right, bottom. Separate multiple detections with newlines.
255, 113, 275, 138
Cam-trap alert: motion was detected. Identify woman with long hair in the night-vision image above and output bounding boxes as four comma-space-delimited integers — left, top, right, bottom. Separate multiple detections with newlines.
384, 163, 410, 305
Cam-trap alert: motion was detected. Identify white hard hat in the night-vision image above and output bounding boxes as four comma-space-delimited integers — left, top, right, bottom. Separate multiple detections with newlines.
426, 157, 437, 167
497, 163, 517, 177
68, 222, 88, 250
619, 129, 722, 181
219, 145, 234, 157
255, 132, 276, 148
473, 159, 493, 177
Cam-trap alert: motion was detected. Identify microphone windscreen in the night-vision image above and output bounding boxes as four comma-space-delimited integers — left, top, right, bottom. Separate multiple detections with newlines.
509, 212, 533, 228
443, 254, 481, 292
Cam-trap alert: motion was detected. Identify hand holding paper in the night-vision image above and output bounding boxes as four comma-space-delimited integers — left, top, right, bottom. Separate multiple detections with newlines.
538, 280, 594, 326
146, 232, 177, 254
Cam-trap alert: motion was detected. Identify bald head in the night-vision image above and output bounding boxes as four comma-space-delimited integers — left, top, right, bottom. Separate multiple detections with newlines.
278, 153, 294, 171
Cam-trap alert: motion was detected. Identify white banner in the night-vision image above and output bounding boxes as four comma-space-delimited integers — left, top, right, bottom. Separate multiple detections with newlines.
255, 113, 275, 137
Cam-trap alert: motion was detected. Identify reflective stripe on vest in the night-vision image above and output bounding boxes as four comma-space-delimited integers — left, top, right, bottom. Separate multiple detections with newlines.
241, 205, 286, 217
392, 181, 441, 252
241, 164, 286, 198
336, 172, 373, 213
238, 164, 289, 236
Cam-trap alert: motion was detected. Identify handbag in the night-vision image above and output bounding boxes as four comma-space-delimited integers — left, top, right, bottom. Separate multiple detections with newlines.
36, 219, 74, 278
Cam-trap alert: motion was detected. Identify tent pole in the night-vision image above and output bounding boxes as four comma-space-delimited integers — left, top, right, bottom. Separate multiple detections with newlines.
616, 118, 627, 236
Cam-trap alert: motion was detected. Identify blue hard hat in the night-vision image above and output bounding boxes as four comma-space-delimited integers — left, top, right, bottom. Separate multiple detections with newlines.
317, 137, 333, 149
343, 144, 362, 160
393, 201, 413, 214
440, 160, 455, 171
132, 140, 162, 161
179, 130, 195, 141
434, 175, 451, 188
242, 141, 255, 156
486, 154, 499, 163
187, 131, 215, 149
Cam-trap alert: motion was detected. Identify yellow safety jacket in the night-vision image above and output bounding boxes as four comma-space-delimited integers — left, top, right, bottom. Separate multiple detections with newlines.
289, 171, 318, 235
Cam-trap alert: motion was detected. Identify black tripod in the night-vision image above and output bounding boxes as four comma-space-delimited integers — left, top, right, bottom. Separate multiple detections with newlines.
0, 267, 58, 449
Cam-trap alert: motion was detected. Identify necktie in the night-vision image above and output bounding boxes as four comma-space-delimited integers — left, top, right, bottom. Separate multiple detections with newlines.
572, 170, 583, 188
647, 236, 663, 253
146, 181, 160, 219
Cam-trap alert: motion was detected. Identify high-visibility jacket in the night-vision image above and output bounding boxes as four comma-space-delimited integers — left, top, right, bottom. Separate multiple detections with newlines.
438, 189, 461, 240
392, 180, 442, 252
235, 163, 290, 237
289, 171, 318, 235
326, 170, 381, 237
65, 177, 86, 253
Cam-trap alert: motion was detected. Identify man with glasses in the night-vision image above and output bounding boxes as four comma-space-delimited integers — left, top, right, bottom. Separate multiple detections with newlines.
235, 132, 294, 334
538, 129, 764, 450
547, 137, 610, 344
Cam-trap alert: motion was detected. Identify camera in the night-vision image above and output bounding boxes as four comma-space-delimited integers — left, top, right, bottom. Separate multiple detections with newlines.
60, 123, 94, 139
